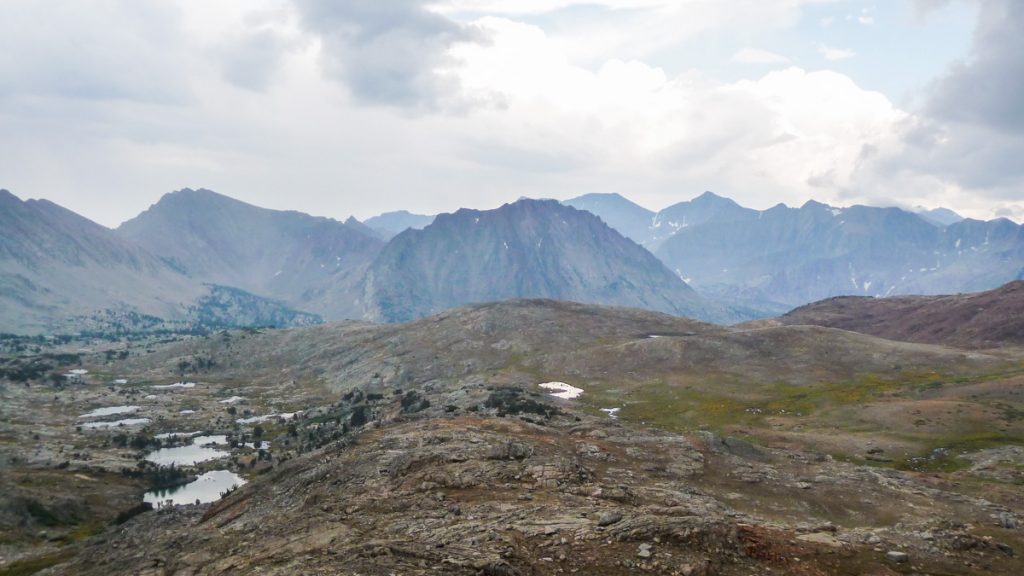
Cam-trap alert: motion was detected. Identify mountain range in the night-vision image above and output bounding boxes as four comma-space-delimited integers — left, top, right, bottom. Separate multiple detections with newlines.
118, 188, 384, 321
0, 190, 325, 334
2, 187, 1022, 333
361, 199, 712, 322
565, 191, 1024, 312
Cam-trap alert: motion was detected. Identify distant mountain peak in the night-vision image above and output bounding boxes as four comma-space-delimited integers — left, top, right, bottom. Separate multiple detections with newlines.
913, 206, 964, 227
562, 193, 656, 246
363, 196, 720, 323
116, 189, 383, 320
693, 190, 728, 202
800, 199, 831, 210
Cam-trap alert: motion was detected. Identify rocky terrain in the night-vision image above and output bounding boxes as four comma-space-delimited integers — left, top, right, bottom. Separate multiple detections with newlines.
361, 200, 725, 323
776, 280, 1024, 349
0, 299, 1021, 574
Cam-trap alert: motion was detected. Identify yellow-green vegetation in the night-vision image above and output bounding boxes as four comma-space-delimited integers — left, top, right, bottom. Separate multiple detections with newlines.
65, 521, 106, 542
576, 366, 1024, 472
0, 551, 74, 576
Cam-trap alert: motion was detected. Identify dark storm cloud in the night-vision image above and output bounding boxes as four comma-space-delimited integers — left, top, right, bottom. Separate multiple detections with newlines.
926, 0, 1024, 134
894, 118, 1024, 193
292, 0, 485, 108
879, 0, 1024, 200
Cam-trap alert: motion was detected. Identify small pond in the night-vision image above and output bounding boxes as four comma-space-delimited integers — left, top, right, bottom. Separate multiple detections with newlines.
143, 470, 246, 507
152, 382, 196, 390
145, 444, 229, 466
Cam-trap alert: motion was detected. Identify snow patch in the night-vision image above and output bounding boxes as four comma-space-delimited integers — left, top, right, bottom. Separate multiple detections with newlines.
236, 412, 300, 425
539, 382, 583, 400
79, 405, 139, 419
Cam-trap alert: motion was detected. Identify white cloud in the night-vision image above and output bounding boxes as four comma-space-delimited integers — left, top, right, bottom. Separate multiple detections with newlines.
817, 43, 856, 61
857, 5, 876, 25
732, 48, 791, 64
442, 18, 907, 212
0, 0, 1018, 226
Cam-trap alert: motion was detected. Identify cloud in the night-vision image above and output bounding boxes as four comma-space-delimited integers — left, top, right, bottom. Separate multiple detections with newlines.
0, 0, 191, 104
854, 5, 876, 25
445, 18, 906, 211
817, 43, 856, 61
732, 48, 791, 64
218, 27, 297, 92
855, 0, 1024, 220
291, 0, 486, 109
0, 0, 1018, 227
913, 0, 956, 20
927, 0, 1024, 134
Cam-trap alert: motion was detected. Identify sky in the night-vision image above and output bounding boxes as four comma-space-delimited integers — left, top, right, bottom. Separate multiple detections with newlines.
1, 0, 1022, 226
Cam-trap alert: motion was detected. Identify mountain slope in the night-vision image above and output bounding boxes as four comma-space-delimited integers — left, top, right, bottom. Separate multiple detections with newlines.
654, 199, 1024, 308
562, 192, 655, 244
647, 191, 758, 249
778, 280, 1024, 349
915, 206, 964, 227
0, 189, 206, 332
0, 190, 323, 333
361, 199, 718, 322
117, 188, 384, 319
363, 210, 435, 240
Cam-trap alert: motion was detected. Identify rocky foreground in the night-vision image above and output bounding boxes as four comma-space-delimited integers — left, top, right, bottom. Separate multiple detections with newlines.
57, 395, 1020, 575
0, 299, 1020, 575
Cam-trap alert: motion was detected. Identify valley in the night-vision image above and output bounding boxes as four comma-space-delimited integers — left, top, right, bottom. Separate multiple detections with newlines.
1, 299, 1022, 574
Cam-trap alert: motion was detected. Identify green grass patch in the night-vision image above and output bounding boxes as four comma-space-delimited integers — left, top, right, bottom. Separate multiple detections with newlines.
577, 369, 1024, 470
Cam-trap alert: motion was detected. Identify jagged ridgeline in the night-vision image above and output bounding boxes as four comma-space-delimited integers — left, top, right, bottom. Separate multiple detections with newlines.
565, 191, 1024, 313
360, 199, 729, 323
2, 187, 1023, 334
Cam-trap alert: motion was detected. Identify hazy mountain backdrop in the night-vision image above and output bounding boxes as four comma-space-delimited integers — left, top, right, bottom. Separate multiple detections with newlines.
2, 187, 1022, 333
360, 199, 718, 322
564, 191, 1023, 313
0, 190, 318, 334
